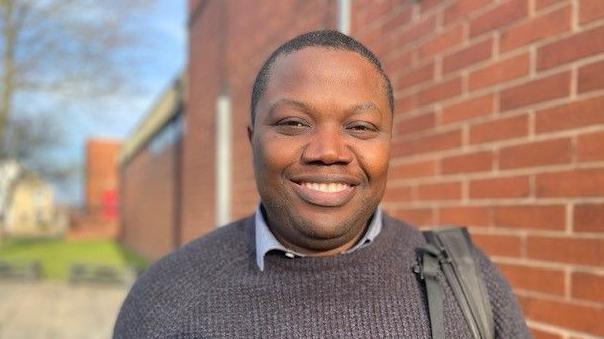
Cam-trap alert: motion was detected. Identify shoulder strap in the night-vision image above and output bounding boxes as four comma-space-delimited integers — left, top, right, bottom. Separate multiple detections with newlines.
417, 227, 494, 339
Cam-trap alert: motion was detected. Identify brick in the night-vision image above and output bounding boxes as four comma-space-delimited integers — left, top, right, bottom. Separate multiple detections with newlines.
499, 138, 572, 169
470, 233, 522, 257
468, 53, 530, 90
444, 0, 494, 25
395, 93, 418, 114
442, 151, 493, 174
389, 159, 437, 179
519, 295, 604, 336
381, 4, 413, 32
577, 130, 604, 162
537, 25, 604, 70
493, 205, 566, 230
500, 72, 570, 111
536, 96, 604, 133
441, 94, 494, 124
391, 207, 434, 226
417, 182, 462, 200
418, 25, 464, 59
395, 15, 437, 46
572, 271, 604, 303
397, 112, 435, 136
574, 203, 604, 233
470, 114, 528, 144
384, 50, 414, 78
391, 129, 462, 157
420, 0, 441, 13
417, 77, 463, 105
527, 236, 604, 267
383, 185, 413, 203
361, 0, 394, 25
397, 62, 434, 90
500, 5, 571, 52
530, 328, 563, 339
578, 59, 604, 93
469, 175, 530, 199
499, 263, 565, 295
580, 0, 604, 24
443, 38, 493, 74
537, 168, 604, 197
440, 206, 492, 227
535, 0, 566, 11
470, 0, 528, 37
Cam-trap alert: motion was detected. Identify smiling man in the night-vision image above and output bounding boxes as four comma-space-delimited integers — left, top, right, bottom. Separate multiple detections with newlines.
114, 30, 529, 338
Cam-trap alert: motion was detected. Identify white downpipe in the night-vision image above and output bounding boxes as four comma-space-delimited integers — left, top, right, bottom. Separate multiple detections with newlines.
215, 94, 231, 227
337, 0, 351, 35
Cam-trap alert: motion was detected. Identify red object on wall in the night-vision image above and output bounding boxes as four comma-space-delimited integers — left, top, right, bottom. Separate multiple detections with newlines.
101, 189, 118, 221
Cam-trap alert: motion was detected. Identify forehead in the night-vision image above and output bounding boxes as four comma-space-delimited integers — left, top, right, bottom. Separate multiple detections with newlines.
261, 47, 388, 109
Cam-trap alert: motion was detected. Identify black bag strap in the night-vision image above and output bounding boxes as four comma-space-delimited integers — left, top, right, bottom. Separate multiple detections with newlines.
416, 227, 494, 339
414, 243, 447, 339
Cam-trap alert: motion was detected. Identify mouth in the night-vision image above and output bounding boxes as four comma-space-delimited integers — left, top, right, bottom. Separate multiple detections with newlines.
299, 182, 351, 193
289, 175, 360, 207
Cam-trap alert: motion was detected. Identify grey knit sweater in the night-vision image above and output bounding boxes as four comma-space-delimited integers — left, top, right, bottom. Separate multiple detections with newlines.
114, 214, 530, 338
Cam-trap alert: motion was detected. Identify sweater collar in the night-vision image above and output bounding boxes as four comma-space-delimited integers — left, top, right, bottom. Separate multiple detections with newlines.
254, 204, 383, 271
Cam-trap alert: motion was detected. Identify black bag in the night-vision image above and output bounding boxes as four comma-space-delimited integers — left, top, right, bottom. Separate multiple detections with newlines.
414, 227, 494, 339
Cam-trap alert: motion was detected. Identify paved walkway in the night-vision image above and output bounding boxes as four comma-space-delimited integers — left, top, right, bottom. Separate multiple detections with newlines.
0, 281, 128, 339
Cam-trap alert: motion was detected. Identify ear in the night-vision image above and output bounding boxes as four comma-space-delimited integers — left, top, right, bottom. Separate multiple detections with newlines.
247, 124, 253, 144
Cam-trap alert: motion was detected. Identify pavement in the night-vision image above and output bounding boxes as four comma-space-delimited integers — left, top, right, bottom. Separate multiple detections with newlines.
0, 281, 128, 339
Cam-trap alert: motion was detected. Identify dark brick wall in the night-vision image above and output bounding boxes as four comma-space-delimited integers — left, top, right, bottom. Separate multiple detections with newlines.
120, 141, 180, 261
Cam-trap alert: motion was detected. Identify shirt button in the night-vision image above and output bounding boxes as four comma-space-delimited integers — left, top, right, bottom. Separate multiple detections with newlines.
285, 252, 295, 258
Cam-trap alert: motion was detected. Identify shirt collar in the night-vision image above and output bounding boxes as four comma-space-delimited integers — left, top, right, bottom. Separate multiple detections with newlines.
255, 205, 383, 271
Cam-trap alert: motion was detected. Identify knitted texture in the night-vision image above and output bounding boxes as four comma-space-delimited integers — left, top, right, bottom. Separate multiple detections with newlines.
113, 214, 530, 338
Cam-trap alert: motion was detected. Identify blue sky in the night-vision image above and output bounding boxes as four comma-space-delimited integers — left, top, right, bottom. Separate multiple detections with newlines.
57, 0, 186, 204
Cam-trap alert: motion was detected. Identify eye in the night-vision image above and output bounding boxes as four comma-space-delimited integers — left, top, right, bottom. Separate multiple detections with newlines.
273, 118, 311, 135
345, 121, 379, 138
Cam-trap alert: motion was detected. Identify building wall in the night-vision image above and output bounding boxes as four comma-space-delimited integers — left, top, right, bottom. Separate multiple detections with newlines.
350, 1, 604, 338
183, 1, 604, 337
6, 176, 56, 236
182, 0, 338, 241
85, 139, 121, 214
120, 139, 181, 261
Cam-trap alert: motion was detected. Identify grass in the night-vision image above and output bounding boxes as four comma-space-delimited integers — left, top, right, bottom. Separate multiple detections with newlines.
0, 238, 148, 280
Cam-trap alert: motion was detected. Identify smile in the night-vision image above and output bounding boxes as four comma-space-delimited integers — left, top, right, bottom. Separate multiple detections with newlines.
300, 182, 351, 193
291, 179, 357, 207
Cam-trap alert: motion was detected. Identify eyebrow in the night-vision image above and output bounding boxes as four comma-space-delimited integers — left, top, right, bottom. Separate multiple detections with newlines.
267, 99, 382, 117
267, 99, 313, 117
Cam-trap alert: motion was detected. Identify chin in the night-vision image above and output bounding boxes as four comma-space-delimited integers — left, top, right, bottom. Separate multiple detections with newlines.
296, 213, 354, 240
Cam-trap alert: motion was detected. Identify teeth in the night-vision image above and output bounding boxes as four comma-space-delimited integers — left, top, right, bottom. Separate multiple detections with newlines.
302, 182, 350, 193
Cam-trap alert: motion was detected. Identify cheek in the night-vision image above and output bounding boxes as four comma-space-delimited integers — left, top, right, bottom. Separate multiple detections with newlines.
254, 135, 299, 181
357, 141, 391, 185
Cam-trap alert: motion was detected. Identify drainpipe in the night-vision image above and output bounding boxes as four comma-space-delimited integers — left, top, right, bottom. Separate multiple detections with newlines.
337, 0, 351, 35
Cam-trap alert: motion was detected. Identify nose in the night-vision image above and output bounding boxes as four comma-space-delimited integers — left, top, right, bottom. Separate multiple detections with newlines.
301, 125, 353, 165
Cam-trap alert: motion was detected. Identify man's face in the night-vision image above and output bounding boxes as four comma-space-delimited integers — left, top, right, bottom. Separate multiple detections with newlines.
250, 47, 392, 255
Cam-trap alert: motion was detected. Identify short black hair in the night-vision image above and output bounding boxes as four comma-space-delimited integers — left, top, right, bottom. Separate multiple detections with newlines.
250, 30, 394, 124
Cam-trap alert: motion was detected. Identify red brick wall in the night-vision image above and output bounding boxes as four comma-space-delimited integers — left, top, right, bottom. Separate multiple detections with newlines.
85, 138, 120, 211
185, 1, 604, 337
120, 142, 180, 260
352, 1, 604, 338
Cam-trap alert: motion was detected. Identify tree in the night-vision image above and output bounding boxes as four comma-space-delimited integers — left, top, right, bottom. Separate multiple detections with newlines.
0, 0, 156, 189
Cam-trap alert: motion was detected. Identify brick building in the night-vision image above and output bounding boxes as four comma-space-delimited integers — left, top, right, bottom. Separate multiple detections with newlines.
119, 0, 604, 337
117, 77, 184, 260
69, 138, 122, 239
85, 138, 121, 215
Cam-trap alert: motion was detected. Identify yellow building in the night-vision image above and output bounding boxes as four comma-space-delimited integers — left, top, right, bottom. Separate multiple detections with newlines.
0, 161, 65, 237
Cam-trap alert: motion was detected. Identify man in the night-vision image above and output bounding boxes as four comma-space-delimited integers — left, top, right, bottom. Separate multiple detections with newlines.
114, 30, 529, 338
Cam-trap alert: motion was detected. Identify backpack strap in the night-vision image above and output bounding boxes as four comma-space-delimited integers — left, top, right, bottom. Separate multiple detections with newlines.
416, 227, 494, 339
414, 243, 447, 339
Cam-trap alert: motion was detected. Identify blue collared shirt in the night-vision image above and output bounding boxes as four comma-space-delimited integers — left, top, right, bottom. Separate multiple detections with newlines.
255, 205, 383, 271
